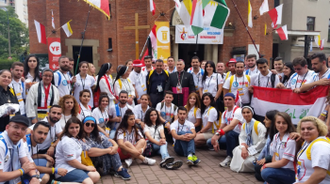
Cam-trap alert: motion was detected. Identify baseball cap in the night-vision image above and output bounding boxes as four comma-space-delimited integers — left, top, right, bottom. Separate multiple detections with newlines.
226, 58, 237, 67
132, 59, 143, 67
9, 115, 29, 127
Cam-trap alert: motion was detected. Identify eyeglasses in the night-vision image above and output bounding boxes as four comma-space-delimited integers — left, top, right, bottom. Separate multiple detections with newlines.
85, 123, 95, 127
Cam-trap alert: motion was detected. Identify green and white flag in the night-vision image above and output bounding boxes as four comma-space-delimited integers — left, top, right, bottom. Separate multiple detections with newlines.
203, 0, 230, 30
190, 0, 204, 35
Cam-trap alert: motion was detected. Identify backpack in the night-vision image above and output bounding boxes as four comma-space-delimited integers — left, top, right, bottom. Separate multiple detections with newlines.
0, 134, 21, 156
242, 120, 261, 136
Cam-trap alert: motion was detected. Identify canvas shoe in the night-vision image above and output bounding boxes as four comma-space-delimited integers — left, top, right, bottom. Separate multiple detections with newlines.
143, 157, 156, 165
125, 158, 133, 168
192, 155, 201, 165
160, 156, 175, 168
165, 160, 183, 170
187, 155, 194, 166
114, 168, 131, 180
219, 156, 232, 167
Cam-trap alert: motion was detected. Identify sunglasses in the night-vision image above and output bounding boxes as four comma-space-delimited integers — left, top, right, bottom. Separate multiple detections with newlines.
85, 123, 95, 127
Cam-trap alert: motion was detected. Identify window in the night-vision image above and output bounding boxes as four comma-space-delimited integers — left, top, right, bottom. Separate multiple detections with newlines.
307, 17, 315, 31
328, 19, 330, 42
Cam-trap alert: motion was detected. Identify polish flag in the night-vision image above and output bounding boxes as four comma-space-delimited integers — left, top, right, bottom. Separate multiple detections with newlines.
34, 20, 47, 44
268, 4, 283, 28
150, 0, 156, 15
320, 39, 325, 50
259, 0, 269, 15
276, 25, 288, 40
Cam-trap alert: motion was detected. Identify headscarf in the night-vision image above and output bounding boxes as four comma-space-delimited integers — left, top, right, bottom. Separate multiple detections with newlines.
115, 66, 128, 82
94, 63, 112, 92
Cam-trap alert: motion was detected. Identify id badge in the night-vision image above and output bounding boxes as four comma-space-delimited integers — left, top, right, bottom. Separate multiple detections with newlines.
203, 89, 208, 93
176, 85, 182, 94
248, 147, 258, 156
238, 88, 244, 96
157, 85, 163, 92
105, 127, 110, 134
13, 177, 21, 184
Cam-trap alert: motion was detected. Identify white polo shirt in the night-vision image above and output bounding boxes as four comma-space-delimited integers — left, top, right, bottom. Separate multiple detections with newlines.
92, 107, 109, 128
198, 73, 223, 97
269, 133, 296, 170
144, 124, 164, 141
250, 72, 280, 88
287, 71, 315, 90
129, 70, 147, 100
133, 104, 150, 122
223, 75, 250, 104
73, 74, 95, 107
202, 106, 218, 132
170, 120, 195, 142
187, 67, 204, 91
221, 106, 244, 134
186, 106, 201, 124
79, 103, 92, 119
53, 70, 72, 97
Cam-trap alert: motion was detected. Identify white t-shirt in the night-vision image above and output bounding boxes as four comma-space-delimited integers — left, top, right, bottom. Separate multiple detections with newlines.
29, 121, 62, 150
198, 73, 224, 97
296, 137, 330, 184
116, 128, 143, 145
187, 67, 204, 91
53, 70, 72, 97
250, 72, 280, 88
92, 107, 109, 128
221, 106, 244, 134
186, 106, 201, 124
155, 102, 178, 123
245, 67, 259, 76
55, 136, 84, 178
129, 70, 147, 100
287, 71, 315, 90
74, 74, 95, 107
79, 103, 92, 119
133, 104, 150, 122
0, 132, 28, 184
201, 106, 218, 132
269, 133, 296, 170
170, 120, 195, 135
144, 124, 164, 141
9, 79, 25, 115
312, 68, 330, 81
223, 75, 250, 104
58, 114, 82, 130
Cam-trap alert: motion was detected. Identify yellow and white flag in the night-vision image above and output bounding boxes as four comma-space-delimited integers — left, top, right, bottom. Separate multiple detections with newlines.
62, 20, 73, 37
248, 0, 253, 28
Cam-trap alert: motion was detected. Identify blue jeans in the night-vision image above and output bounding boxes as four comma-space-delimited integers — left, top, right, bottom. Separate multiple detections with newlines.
109, 129, 116, 139
207, 135, 226, 150
261, 167, 295, 184
225, 130, 239, 157
152, 142, 170, 160
174, 131, 195, 157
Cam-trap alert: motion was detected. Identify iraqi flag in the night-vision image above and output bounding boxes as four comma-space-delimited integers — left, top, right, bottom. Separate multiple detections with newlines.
142, 25, 157, 63
251, 86, 329, 125
268, 4, 283, 28
34, 20, 47, 44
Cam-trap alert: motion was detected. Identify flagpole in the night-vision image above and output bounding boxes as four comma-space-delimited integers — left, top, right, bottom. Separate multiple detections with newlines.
229, 0, 262, 58
139, 36, 149, 59
194, 34, 199, 56
74, 5, 91, 75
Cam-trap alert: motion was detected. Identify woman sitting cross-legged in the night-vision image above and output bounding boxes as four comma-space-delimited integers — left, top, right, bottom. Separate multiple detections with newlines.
144, 108, 183, 170
115, 109, 156, 167
82, 116, 130, 180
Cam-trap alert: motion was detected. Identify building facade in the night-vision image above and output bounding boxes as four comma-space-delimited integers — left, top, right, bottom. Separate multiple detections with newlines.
0, 0, 28, 26
28, 0, 274, 71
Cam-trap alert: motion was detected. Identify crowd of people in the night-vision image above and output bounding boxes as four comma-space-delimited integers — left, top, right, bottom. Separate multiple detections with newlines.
0, 52, 330, 184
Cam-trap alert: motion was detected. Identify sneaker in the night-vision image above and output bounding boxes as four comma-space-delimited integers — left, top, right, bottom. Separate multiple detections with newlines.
165, 160, 183, 170
160, 156, 175, 168
114, 168, 131, 180
187, 155, 194, 166
125, 158, 133, 168
192, 155, 201, 165
143, 157, 156, 165
219, 156, 232, 167
51, 180, 60, 184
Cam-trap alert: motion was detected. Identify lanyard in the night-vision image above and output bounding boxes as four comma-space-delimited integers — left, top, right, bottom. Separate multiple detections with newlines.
60, 71, 70, 91
177, 122, 186, 132
80, 74, 86, 89
235, 75, 245, 88
99, 108, 107, 123
164, 105, 173, 120
44, 84, 51, 107
295, 71, 308, 88
176, 72, 185, 86
258, 74, 270, 87
297, 141, 309, 160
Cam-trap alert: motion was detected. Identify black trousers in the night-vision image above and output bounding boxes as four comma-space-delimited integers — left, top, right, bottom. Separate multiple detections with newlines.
150, 93, 164, 108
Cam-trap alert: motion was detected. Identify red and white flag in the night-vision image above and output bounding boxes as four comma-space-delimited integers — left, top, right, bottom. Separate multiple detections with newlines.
34, 20, 47, 44
320, 39, 325, 50
174, 0, 181, 10
52, 10, 55, 29
276, 25, 288, 40
83, 0, 110, 19
150, 0, 156, 15
259, 0, 269, 15
268, 4, 283, 28
142, 25, 157, 64
251, 86, 329, 125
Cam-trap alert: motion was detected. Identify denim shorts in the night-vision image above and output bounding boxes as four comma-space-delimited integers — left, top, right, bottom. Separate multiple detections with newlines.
58, 169, 89, 182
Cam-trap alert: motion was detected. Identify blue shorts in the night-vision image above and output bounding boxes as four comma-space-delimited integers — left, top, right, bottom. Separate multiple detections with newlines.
58, 169, 89, 182
33, 158, 48, 178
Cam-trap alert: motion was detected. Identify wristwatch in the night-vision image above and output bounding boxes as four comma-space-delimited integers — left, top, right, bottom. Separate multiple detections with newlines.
31, 174, 40, 179
215, 132, 220, 136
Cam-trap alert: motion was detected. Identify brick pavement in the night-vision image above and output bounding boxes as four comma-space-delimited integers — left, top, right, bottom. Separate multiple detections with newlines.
97, 146, 261, 184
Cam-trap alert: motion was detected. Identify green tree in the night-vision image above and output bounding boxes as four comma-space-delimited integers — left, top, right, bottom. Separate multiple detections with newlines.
0, 6, 29, 60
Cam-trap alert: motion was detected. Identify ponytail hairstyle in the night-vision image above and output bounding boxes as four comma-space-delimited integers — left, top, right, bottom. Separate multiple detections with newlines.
94, 63, 112, 93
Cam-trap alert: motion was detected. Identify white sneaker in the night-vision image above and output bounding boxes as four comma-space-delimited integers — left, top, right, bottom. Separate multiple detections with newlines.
143, 157, 156, 165
219, 156, 231, 167
125, 158, 133, 167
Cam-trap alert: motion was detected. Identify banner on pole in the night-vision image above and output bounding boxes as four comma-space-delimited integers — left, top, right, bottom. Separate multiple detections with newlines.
175, 25, 224, 44
47, 37, 61, 70
155, 21, 171, 63
251, 86, 329, 125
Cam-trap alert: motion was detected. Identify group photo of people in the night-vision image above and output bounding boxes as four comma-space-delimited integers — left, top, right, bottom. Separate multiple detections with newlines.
1, 52, 330, 184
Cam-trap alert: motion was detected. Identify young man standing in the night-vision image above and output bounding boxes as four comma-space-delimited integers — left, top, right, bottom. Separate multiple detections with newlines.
208, 93, 244, 167
10, 62, 26, 116
141, 55, 154, 75
167, 56, 177, 74
245, 54, 259, 76
53, 56, 76, 97
170, 106, 200, 166
224, 58, 237, 82
129, 60, 147, 103
223, 61, 251, 106
273, 57, 284, 82
216, 62, 226, 78
187, 56, 204, 92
